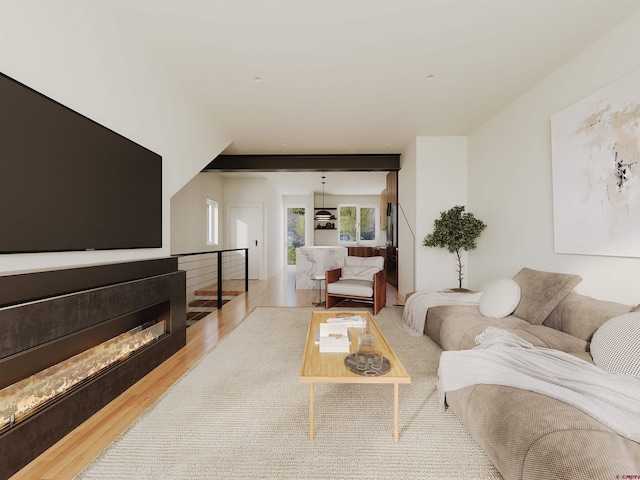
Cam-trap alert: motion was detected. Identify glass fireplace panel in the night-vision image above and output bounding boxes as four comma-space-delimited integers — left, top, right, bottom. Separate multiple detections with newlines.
0, 320, 165, 431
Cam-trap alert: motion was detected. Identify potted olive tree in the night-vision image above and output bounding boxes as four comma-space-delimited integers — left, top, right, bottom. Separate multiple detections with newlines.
423, 205, 486, 291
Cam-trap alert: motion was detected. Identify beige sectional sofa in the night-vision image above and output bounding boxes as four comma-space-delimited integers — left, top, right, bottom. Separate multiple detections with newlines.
423, 268, 640, 479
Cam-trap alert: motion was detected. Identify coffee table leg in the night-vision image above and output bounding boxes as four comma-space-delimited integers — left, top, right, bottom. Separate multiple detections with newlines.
394, 383, 399, 442
309, 383, 314, 440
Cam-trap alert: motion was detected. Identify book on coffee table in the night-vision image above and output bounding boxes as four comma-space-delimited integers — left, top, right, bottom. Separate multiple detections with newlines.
325, 315, 366, 328
317, 323, 350, 352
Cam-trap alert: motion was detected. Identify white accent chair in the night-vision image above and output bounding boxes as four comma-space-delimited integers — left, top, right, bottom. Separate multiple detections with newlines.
325, 255, 386, 315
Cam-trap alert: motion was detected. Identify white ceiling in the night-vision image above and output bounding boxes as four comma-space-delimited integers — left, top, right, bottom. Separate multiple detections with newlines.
113, 0, 640, 194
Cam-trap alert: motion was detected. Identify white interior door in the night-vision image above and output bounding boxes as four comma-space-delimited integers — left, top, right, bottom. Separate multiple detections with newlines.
229, 205, 262, 279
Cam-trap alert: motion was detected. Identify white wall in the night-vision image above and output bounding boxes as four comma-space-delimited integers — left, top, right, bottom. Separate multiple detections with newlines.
0, 1, 230, 274
223, 177, 283, 279
398, 140, 417, 294
405, 137, 469, 293
171, 173, 225, 255
468, 11, 640, 304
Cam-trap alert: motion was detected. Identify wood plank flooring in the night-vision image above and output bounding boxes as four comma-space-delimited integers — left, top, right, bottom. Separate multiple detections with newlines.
11, 268, 402, 480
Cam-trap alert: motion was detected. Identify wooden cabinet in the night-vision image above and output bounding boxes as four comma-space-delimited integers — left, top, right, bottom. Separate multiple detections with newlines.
348, 246, 376, 257
386, 171, 398, 205
378, 247, 387, 270
380, 188, 388, 229
387, 248, 398, 287
385, 171, 398, 287
381, 172, 398, 228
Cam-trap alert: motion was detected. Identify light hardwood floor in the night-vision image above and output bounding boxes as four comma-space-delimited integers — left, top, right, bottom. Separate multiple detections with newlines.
12, 268, 402, 480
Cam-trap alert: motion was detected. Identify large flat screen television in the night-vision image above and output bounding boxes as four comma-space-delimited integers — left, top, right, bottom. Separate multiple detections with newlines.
0, 72, 162, 254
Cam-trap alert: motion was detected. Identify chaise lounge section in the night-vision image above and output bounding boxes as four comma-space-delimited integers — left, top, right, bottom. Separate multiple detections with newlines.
423, 268, 640, 479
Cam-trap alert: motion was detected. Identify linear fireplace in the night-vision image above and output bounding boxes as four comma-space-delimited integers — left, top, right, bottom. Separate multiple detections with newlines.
0, 258, 186, 479
0, 313, 167, 432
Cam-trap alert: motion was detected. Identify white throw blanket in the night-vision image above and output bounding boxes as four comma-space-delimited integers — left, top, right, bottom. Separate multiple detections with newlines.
437, 327, 640, 443
402, 290, 483, 336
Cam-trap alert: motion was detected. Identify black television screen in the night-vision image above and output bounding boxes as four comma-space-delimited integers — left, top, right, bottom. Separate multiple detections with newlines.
0, 72, 162, 254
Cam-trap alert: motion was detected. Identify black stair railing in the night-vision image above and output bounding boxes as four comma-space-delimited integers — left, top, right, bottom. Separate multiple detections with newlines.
173, 249, 249, 316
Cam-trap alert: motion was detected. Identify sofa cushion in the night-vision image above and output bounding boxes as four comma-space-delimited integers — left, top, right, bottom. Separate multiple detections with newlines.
327, 279, 373, 298
514, 325, 589, 352
512, 267, 582, 325
425, 305, 529, 350
341, 265, 379, 281
343, 255, 384, 270
425, 304, 588, 352
479, 278, 521, 318
446, 384, 640, 480
544, 293, 633, 341
591, 312, 640, 376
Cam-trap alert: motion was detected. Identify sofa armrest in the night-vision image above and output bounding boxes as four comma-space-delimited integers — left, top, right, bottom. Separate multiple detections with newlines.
373, 268, 386, 287
326, 268, 341, 285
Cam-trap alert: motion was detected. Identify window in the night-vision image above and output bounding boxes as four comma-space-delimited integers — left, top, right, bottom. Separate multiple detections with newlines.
286, 207, 306, 265
206, 199, 219, 245
339, 204, 378, 244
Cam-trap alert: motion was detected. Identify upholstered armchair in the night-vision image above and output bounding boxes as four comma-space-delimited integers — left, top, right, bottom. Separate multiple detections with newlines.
325, 256, 386, 315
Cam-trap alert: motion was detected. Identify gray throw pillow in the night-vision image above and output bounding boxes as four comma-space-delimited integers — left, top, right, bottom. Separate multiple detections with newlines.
512, 267, 582, 325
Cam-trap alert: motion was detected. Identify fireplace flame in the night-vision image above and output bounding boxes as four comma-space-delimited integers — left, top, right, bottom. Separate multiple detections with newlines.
0, 321, 165, 431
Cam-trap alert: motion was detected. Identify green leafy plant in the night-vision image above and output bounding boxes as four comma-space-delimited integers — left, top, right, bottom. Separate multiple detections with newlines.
423, 205, 487, 290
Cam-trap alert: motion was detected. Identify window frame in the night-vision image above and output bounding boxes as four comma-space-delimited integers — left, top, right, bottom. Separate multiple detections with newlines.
338, 203, 378, 245
206, 199, 219, 246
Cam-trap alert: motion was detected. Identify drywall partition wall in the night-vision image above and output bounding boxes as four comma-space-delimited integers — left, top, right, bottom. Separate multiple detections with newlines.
0, 2, 230, 274
413, 137, 469, 292
398, 140, 417, 296
171, 173, 226, 255
223, 177, 284, 279
467, 11, 640, 305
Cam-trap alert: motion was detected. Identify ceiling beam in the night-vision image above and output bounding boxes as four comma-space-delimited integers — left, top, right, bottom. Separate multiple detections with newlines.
202, 154, 400, 172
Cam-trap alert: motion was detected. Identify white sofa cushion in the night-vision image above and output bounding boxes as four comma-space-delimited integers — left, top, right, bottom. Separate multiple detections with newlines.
341, 265, 380, 281
479, 279, 521, 318
343, 255, 384, 270
327, 279, 374, 298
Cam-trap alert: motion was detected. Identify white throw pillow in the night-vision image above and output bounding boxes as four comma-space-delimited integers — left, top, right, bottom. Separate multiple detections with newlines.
343, 255, 384, 270
341, 265, 379, 281
591, 312, 640, 377
479, 279, 521, 318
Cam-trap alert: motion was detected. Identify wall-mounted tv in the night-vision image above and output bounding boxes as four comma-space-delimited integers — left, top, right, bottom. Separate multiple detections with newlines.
0, 72, 162, 254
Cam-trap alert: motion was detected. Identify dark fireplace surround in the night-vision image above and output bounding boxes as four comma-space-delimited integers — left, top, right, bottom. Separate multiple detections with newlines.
0, 258, 186, 479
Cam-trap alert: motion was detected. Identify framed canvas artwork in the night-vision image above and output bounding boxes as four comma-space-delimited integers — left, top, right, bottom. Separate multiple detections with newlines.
551, 67, 640, 257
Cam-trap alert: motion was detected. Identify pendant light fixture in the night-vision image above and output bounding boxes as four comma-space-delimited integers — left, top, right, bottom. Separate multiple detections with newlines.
315, 175, 332, 221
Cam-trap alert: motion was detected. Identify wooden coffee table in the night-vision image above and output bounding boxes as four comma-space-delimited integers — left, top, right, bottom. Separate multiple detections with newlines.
299, 310, 411, 442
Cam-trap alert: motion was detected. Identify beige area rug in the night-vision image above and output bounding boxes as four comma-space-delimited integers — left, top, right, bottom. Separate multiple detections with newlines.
76, 307, 502, 480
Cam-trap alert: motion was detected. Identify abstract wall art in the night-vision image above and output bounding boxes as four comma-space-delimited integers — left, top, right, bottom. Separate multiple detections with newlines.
551, 67, 640, 257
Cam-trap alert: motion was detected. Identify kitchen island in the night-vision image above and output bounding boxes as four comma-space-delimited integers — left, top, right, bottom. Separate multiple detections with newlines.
295, 246, 348, 289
